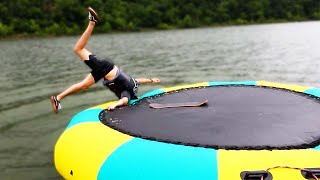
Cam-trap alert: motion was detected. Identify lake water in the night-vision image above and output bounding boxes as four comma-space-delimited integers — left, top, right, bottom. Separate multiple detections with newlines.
0, 21, 320, 179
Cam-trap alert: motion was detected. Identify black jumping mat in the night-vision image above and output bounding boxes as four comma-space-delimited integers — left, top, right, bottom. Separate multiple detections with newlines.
99, 86, 320, 150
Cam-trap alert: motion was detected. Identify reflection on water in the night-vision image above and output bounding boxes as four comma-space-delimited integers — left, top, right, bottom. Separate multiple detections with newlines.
0, 21, 319, 179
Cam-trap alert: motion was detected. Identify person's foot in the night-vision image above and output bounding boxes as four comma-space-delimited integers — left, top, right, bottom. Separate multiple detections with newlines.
51, 96, 61, 113
88, 7, 99, 23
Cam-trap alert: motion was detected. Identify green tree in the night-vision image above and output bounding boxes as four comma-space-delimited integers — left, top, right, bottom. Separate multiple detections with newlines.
1, 0, 319, 37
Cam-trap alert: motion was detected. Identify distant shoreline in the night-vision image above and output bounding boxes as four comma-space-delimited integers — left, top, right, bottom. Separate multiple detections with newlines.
0, 20, 317, 41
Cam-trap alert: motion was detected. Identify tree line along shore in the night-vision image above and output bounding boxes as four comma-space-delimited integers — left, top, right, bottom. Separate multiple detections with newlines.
0, 0, 319, 37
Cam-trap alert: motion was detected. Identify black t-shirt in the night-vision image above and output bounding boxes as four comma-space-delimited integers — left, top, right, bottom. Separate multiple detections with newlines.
103, 70, 139, 101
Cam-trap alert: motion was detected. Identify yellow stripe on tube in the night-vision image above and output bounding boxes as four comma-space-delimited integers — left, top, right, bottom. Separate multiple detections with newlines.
162, 82, 209, 92
257, 81, 311, 92
90, 101, 118, 109
54, 122, 133, 180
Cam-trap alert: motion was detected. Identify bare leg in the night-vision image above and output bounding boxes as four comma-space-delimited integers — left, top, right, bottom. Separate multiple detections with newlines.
73, 21, 96, 60
50, 10, 99, 113
57, 73, 95, 101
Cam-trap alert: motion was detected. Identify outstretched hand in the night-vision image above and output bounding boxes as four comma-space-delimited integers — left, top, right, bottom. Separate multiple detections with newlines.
151, 78, 160, 83
107, 97, 129, 111
107, 104, 117, 111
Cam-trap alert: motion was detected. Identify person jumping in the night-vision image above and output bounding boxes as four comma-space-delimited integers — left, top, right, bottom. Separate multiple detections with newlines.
50, 7, 160, 113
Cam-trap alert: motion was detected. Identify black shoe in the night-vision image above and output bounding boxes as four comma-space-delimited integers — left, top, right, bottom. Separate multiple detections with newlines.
51, 96, 61, 113
88, 7, 99, 23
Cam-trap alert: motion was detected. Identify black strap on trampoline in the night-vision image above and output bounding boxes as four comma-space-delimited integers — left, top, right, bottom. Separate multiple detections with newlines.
301, 168, 320, 179
240, 166, 320, 180
261, 166, 320, 180
241, 166, 320, 180
240, 170, 272, 180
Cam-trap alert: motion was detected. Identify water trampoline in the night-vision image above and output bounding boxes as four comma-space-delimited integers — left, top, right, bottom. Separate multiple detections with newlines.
54, 81, 320, 180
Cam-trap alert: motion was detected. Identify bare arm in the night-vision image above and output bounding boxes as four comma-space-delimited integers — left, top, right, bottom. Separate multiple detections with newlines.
108, 97, 129, 111
136, 78, 161, 85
